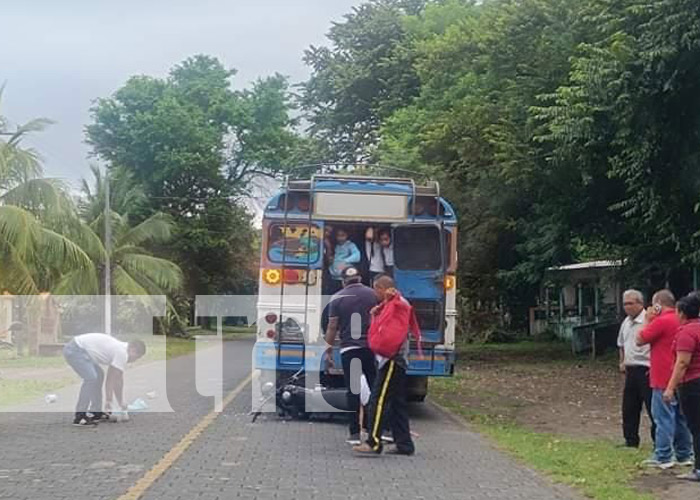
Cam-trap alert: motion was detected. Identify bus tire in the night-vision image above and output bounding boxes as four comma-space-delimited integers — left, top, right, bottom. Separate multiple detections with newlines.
408, 394, 426, 403
406, 376, 428, 403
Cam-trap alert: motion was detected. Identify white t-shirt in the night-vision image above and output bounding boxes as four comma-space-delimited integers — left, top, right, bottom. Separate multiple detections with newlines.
365, 241, 394, 273
617, 312, 650, 367
74, 333, 129, 372
383, 246, 394, 267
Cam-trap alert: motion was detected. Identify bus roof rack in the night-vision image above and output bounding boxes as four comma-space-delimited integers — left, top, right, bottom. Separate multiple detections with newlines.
312, 173, 416, 184
285, 174, 440, 197
283, 173, 442, 222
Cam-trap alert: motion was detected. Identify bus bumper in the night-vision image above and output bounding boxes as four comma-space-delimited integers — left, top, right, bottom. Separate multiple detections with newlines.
253, 341, 455, 377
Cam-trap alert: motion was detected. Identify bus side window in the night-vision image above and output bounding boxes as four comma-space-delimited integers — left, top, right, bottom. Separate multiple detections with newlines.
394, 226, 441, 270
267, 223, 321, 265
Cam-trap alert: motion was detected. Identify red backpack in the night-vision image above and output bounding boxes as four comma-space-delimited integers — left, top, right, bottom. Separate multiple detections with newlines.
369, 291, 422, 358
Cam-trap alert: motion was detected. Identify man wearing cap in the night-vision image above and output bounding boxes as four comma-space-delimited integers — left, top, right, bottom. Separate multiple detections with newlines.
324, 266, 379, 445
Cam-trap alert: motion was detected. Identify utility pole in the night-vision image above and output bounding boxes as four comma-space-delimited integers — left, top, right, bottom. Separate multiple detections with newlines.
104, 170, 112, 335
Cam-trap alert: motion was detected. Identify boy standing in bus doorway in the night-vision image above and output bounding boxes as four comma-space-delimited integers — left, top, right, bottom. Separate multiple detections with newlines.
354, 275, 416, 456
329, 228, 361, 294
364, 227, 394, 284
324, 266, 378, 445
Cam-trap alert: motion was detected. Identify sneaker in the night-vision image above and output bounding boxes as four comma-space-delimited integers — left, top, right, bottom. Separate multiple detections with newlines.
352, 443, 382, 455
676, 470, 700, 483
346, 434, 362, 446
641, 458, 675, 470
677, 471, 700, 482
89, 412, 111, 422
72, 414, 98, 427
617, 442, 639, 449
380, 433, 394, 444
386, 446, 415, 456
677, 458, 695, 467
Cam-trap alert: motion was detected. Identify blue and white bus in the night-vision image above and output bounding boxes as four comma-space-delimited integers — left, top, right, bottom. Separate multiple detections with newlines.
253, 174, 457, 411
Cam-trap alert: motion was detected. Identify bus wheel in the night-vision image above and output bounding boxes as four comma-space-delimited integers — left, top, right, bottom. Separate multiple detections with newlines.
406, 376, 428, 402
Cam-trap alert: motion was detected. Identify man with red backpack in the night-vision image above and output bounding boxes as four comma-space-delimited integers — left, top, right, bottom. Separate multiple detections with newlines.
353, 275, 420, 456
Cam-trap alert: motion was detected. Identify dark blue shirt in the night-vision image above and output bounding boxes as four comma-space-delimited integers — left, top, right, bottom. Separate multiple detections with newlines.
327, 283, 378, 349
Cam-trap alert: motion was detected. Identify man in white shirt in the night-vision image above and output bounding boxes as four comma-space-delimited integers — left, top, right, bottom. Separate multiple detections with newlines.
63, 333, 146, 426
618, 289, 656, 447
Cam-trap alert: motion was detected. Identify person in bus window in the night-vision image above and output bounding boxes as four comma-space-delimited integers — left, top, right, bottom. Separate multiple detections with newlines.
364, 227, 394, 283
330, 228, 361, 287
322, 225, 336, 296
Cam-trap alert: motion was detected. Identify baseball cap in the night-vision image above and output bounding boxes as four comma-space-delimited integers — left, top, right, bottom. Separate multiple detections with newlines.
341, 266, 361, 281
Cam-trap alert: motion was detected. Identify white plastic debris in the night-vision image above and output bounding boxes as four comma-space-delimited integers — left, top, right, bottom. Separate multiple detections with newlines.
145, 391, 157, 400
127, 398, 148, 411
44, 394, 57, 404
109, 411, 129, 423
360, 374, 371, 406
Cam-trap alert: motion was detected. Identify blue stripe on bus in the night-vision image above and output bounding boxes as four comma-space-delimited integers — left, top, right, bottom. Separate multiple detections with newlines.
253, 342, 455, 377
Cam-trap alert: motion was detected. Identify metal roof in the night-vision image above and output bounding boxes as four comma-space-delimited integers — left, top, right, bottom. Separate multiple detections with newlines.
547, 260, 624, 272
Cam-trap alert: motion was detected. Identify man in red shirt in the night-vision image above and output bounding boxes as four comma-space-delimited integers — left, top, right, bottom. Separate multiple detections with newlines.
663, 292, 700, 481
637, 289, 693, 469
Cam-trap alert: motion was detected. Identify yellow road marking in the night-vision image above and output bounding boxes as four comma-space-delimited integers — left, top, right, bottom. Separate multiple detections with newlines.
116, 374, 252, 500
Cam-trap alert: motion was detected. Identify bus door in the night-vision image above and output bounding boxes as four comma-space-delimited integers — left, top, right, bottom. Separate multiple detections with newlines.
392, 225, 446, 346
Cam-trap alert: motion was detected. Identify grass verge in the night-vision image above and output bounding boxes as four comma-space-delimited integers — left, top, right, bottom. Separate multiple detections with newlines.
0, 335, 231, 407
431, 374, 652, 500
0, 378, 75, 408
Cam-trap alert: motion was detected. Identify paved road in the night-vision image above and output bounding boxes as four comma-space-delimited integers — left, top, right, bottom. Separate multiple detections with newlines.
0, 339, 578, 500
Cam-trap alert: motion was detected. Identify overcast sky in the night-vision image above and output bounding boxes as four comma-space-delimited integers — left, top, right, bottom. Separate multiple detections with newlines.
1, 0, 360, 189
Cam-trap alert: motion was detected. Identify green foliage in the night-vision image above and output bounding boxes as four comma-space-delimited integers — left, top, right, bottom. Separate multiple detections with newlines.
540, 0, 700, 284
0, 88, 92, 294
302, 0, 700, 327
55, 167, 183, 298
299, 0, 427, 162
86, 55, 292, 296
378, 0, 589, 322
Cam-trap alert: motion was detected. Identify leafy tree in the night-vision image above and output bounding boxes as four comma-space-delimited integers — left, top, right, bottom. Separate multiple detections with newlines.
299, 0, 427, 162
378, 0, 589, 326
55, 167, 183, 297
86, 55, 289, 296
0, 88, 92, 294
537, 0, 700, 293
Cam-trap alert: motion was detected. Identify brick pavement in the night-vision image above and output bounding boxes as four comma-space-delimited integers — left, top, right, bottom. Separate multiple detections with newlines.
141, 389, 579, 500
0, 339, 252, 500
0, 339, 579, 500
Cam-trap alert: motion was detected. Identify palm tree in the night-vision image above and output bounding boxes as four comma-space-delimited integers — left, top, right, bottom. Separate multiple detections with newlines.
0, 87, 92, 294
54, 166, 183, 297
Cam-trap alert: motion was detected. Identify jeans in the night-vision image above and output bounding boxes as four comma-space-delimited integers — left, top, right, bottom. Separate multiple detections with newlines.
622, 366, 656, 447
651, 389, 693, 463
679, 378, 700, 471
341, 348, 376, 436
63, 339, 104, 415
